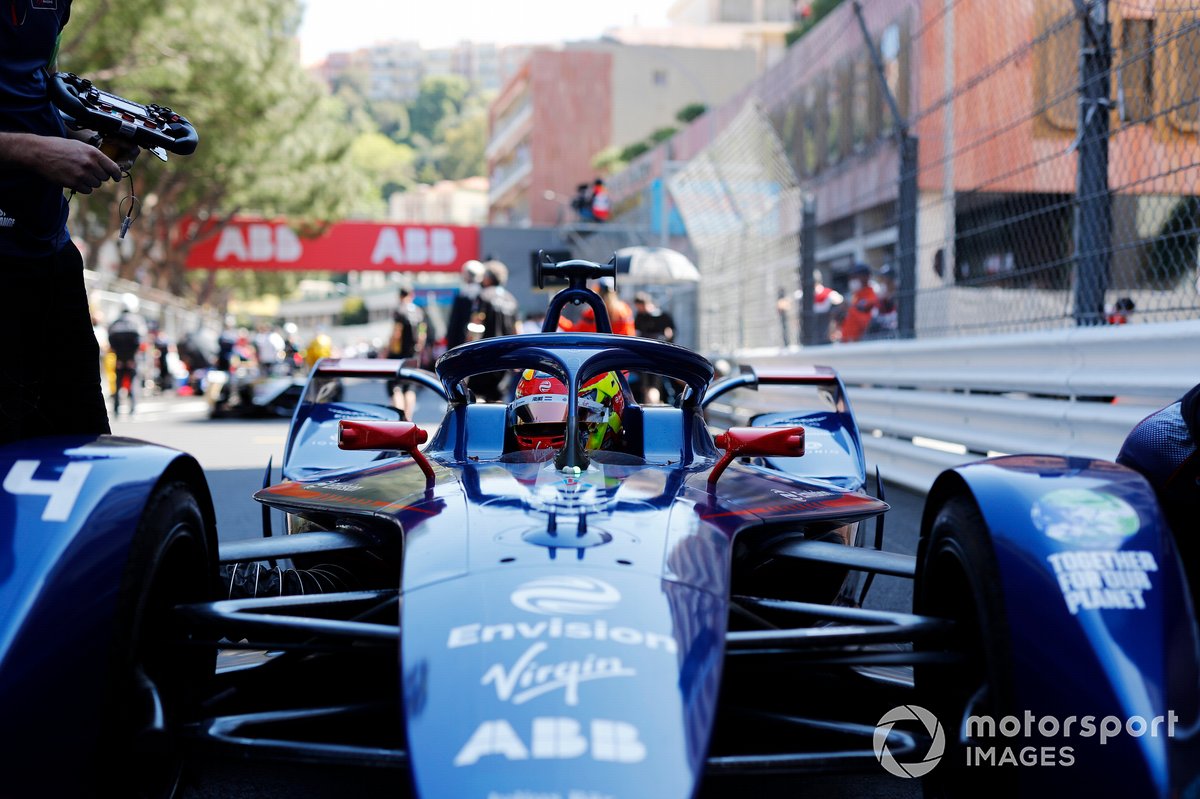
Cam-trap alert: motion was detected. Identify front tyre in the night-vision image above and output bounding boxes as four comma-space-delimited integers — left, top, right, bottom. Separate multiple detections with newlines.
913, 495, 1016, 798
99, 481, 216, 799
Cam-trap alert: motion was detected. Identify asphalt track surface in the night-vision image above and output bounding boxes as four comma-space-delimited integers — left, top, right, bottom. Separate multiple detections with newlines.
111, 392, 925, 799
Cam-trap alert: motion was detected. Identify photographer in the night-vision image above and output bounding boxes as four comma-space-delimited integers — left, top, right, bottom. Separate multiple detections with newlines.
0, 5, 134, 443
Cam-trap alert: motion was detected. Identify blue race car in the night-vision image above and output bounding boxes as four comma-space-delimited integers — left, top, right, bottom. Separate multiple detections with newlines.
1, 254, 1196, 798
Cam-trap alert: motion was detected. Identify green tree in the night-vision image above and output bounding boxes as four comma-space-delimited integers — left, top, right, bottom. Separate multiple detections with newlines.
437, 106, 488, 180
406, 75, 471, 145
351, 132, 417, 201
676, 102, 707, 124
787, 0, 846, 47
650, 126, 678, 144
62, 0, 373, 302
619, 141, 650, 162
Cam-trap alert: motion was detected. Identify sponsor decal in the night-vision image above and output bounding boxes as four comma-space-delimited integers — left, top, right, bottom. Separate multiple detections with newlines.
481, 642, 636, 706
1047, 550, 1158, 614
511, 576, 621, 615
539, 380, 553, 393
186, 219, 477, 272
770, 488, 834, 502
1031, 489, 1140, 547
447, 617, 677, 655
874, 705, 944, 778
306, 481, 363, 493
454, 717, 646, 766
0, 208, 15, 228
3, 460, 91, 522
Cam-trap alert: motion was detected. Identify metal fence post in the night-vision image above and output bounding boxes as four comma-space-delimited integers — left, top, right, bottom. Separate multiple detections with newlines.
800, 195, 818, 346
1073, 0, 1112, 326
897, 135, 919, 339
854, 0, 918, 339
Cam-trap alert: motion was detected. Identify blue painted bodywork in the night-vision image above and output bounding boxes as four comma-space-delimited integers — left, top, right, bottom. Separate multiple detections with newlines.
932, 456, 1200, 797
261, 447, 885, 798
282, 360, 445, 480
258, 333, 888, 798
0, 435, 210, 792
703, 368, 867, 491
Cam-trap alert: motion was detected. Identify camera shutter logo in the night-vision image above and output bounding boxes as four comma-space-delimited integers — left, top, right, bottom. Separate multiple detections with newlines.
873, 704, 945, 778
511, 576, 621, 615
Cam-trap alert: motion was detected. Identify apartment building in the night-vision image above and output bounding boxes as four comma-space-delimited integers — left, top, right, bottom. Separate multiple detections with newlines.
486, 42, 758, 226
313, 40, 532, 101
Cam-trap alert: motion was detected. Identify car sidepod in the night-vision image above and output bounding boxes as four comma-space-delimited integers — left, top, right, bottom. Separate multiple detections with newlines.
924, 455, 1200, 797
0, 436, 215, 794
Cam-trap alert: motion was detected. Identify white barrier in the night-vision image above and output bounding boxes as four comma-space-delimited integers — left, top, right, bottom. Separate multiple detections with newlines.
734, 320, 1200, 493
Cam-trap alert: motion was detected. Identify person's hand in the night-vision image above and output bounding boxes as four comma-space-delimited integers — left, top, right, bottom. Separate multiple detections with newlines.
99, 137, 141, 172
32, 136, 123, 193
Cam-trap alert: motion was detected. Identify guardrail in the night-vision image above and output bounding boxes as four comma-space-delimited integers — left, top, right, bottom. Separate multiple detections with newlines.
732, 320, 1200, 493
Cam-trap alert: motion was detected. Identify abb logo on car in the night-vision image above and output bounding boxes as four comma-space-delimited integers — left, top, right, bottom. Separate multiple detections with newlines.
186, 219, 478, 272
454, 717, 647, 766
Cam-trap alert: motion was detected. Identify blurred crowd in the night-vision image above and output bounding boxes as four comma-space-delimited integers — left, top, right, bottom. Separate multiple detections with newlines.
779, 262, 899, 347
89, 256, 692, 417
90, 293, 311, 415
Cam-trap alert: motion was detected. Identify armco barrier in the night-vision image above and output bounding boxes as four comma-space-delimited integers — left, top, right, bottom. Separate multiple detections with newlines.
730, 320, 1200, 493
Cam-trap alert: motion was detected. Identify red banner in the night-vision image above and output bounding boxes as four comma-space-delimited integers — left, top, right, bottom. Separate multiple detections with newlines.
185, 219, 479, 272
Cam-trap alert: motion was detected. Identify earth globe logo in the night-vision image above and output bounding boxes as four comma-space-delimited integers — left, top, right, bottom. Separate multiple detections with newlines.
873, 704, 945, 778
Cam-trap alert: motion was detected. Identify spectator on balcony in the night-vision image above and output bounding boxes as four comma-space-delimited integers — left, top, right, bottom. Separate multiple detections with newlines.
590, 178, 611, 222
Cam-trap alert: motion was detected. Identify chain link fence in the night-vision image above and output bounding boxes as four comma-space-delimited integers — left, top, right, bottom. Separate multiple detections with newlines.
662, 0, 1200, 350
668, 104, 803, 353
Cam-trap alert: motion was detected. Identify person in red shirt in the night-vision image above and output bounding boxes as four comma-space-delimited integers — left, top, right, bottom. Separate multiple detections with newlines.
558, 277, 634, 335
590, 178, 611, 222
1107, 297, 1135, 325
838, 262, 878, 343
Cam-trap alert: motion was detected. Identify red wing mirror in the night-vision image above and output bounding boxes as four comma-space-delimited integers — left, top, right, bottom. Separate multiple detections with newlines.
338, 420, 434, 485
708, 426, 805, 489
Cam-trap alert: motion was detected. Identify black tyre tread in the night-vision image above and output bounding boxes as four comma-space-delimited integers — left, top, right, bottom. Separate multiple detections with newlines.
915, 494, 1016, 798
98, 480, 215, 799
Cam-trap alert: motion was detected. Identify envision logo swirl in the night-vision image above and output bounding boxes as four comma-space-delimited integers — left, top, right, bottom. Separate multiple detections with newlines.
511, 576, 621, 615
873, 705, 945, 778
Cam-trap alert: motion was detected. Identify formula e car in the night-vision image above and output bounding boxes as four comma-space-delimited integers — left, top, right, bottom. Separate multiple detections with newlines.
0, 255, 1197, 799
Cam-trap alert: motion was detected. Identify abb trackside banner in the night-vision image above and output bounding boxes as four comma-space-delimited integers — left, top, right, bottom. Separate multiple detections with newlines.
185, 219, 480, 272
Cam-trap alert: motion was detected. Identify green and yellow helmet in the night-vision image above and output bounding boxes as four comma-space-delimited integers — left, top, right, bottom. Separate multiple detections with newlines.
512, 370, 626, 451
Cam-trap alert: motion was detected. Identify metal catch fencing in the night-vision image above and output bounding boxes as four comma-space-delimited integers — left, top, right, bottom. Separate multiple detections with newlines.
663, 0, 1200, 351
668, 103, 804, 354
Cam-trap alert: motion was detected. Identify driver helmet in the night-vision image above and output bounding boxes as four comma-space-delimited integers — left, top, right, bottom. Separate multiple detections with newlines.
510, 370, 625, 451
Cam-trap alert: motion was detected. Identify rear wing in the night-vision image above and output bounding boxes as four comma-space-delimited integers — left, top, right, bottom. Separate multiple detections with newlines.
281, 359, 446, 481
702, 365, 867, 491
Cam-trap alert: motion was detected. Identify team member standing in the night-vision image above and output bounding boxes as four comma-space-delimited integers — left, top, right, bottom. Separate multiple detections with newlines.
106, 294, 145, 415
467, 262, 519, 402
0, 2, 131, 443
559, 278, 634, 336
633, 292, 676, 404
387, 285, 427, 420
